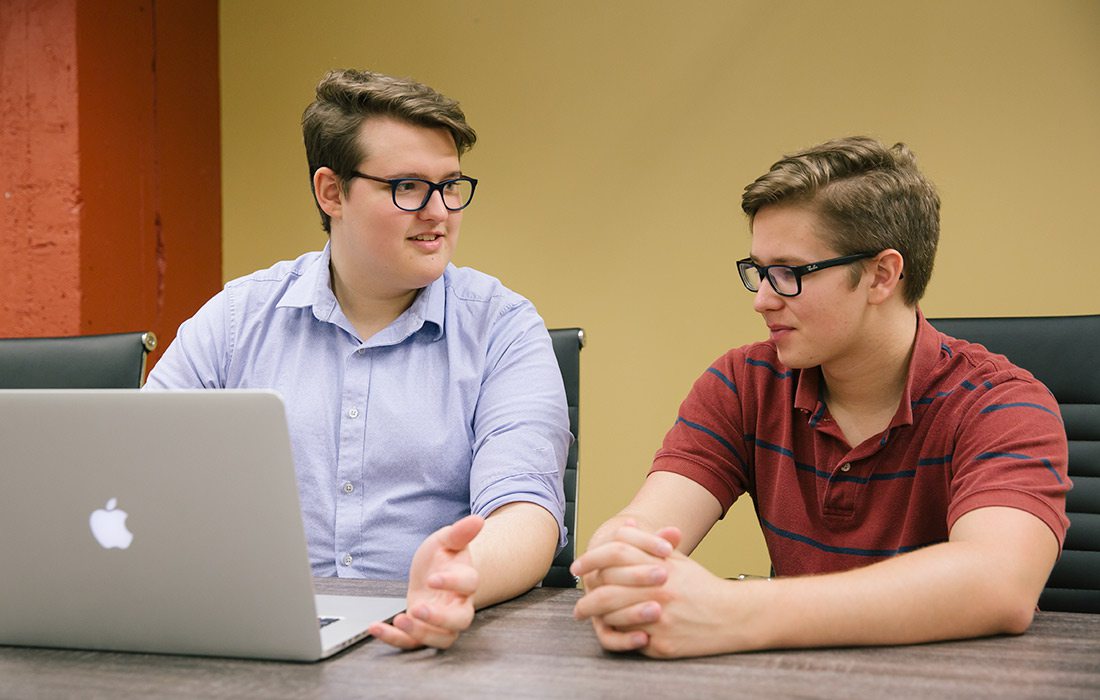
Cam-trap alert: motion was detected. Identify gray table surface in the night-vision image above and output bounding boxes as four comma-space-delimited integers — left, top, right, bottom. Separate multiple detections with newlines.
2, 578, 1098, 699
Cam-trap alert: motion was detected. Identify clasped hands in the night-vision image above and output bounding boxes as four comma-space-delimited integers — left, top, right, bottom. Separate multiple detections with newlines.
570, 521, 738, 659
369, 514, 485, 651
367, 515, 739, 657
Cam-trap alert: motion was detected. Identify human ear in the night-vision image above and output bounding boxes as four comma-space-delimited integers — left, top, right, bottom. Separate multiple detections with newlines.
313, 167, 344, 221
867, 248, 905, 304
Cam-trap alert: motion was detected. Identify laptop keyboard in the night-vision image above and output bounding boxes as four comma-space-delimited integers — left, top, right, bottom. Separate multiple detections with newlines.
318, 616, 341, 628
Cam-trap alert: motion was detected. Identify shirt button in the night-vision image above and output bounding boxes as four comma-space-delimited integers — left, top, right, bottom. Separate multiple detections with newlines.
342, 554, 353, 566
342, 482, 354, 494
840, 463, 852, 472
347, 407, 360, 418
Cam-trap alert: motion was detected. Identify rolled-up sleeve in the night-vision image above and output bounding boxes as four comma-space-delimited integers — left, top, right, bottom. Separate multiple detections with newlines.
469, 300, 571, 551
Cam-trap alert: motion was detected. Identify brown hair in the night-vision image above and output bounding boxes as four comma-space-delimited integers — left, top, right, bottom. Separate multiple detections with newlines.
301, 69, 477, 232
741, 136, 940, 305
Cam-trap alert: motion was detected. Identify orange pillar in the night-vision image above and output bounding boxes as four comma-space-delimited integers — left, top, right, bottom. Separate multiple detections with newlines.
0, 0, 83, 335
0, 0, 221, 368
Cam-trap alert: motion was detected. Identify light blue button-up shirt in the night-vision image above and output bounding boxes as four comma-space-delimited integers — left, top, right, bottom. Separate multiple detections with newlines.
146, 244, 570, 579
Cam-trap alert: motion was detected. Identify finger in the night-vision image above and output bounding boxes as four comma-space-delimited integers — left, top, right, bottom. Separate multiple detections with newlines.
426, 564, 479, 596
591, 616, 648, 653
409, 601, 476, 633
437, 514, 485, 552
655, 526, 682, 550
571, 540, 666, 578
598, 600, 663, 630
611, 525, 675, 558
573, 584, 663, 621
392, 610, 461, 650
368, 619, 424, 650
587, 563, 667, 588
580, 570, 601, 592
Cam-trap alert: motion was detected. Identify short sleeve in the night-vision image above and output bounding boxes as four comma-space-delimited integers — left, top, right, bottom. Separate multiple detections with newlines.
651, 349, 753, 515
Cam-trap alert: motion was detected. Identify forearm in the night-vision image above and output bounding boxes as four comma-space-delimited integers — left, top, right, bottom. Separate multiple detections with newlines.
745, 551, 1022, 650
728, 510, 1057, 651
469, 502, 559, 608
586, 472, 724, 555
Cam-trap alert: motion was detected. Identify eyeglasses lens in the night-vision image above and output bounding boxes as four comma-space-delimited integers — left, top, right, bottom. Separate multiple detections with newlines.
739, 262, 762, 291
394, 179, 474, 211
768, 267, 799, 296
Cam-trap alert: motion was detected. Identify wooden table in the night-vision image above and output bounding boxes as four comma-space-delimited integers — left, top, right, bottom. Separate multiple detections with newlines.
2, 578, 1098, 699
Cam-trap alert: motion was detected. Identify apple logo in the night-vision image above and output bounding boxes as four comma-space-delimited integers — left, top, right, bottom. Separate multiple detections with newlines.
89, 497, 134, 549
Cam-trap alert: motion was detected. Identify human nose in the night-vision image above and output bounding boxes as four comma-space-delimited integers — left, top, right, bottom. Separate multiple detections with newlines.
752, 276, 784, 313
417, 186, 450, 220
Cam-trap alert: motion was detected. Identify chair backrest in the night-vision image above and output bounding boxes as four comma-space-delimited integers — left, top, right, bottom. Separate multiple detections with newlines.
930, 315, 1100, 613
542, 327, 585, 587
0, 332, 158, 389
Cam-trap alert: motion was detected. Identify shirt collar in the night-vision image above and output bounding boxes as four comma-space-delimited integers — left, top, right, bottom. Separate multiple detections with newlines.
794, 308, 938, 429
277, 242, 338, 315
276, 243, 446, 344
896, 308, 942, 427
378, 270, 446, 345
419, 267, 447, 340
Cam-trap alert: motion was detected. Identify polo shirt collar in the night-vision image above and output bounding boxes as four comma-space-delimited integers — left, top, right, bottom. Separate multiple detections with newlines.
794, 309, 937, 430
895, 308, 941, 427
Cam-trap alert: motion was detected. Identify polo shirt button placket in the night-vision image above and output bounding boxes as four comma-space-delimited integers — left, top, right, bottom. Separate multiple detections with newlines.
824, 462, 857, 515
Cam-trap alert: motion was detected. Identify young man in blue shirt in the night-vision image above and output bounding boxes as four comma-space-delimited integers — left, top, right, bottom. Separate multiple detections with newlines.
148, 69, 571, 651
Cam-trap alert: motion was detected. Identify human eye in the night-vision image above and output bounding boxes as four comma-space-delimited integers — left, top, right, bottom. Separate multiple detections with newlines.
767, 266, 799, 294
772, 266, 797, 283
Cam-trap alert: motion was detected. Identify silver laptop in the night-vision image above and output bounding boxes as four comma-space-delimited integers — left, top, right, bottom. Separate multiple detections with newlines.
0, 389, 405, 661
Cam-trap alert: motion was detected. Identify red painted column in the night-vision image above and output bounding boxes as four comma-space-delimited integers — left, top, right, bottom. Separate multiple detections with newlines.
0, 0, 83, 335
142, 0, 223, 364
75, 0, 160, 335
0, 0, 221, 369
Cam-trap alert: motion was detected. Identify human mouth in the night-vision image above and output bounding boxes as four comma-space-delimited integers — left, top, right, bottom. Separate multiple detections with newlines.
767, 323, 794, 341
408, 232, 445, 253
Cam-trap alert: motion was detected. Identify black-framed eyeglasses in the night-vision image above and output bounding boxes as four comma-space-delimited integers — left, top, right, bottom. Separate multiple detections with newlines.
348, 171, 477, 212
736, 252, 877, 297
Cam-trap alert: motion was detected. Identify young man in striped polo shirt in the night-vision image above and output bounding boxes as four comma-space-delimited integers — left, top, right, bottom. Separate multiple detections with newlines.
572, 136, 1070, 658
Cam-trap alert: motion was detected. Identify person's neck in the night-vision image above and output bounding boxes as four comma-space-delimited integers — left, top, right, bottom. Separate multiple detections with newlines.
820, 306, 918, 445
330, 262, 418, 343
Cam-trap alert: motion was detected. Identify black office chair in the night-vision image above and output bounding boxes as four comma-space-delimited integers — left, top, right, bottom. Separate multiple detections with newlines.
0, 331, 158, 389
930, 315, 1100, 613
542, 327, 585, 587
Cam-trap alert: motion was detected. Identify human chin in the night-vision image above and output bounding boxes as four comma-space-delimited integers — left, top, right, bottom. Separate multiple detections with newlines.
773, 339, 818, 370
403, 253, 450, 289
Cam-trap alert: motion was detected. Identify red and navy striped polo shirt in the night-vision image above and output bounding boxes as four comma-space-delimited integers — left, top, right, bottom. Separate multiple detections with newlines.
652, 312, 1071, 576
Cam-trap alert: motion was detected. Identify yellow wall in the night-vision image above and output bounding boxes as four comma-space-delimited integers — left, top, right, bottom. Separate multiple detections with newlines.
220, 0, 1100, 578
